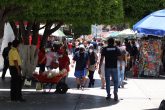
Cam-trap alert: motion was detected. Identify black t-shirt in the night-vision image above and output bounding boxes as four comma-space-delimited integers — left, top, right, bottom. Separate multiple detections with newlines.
101, 45, 121, 68
2, 47, 11, 60
73, 52, 89, 70
132, 45, 138, 56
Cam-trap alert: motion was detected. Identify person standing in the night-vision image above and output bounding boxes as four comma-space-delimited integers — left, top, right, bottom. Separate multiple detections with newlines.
116, 41, 127, 88
72, 45, 89, 89
1, 42, 12, 80
8, 40, 25, 102
99, 38, 121, 101
68, 41, 73, 55
88, 44, 98, 88
38, 46, 47, 74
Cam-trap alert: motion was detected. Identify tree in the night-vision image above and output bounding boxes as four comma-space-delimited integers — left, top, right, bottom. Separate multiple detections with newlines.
0, 0, 124, 76
123, 0, 165, 25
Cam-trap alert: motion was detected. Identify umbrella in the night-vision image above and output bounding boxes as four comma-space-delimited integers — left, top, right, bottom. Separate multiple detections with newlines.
39, 29, 66, 37
52, 30, 66, 37
108, 31, 120, 38
133, 9, 165, 37
119, 29, 135, 37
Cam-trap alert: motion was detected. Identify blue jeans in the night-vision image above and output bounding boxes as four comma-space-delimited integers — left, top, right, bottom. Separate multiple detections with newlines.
105, 68, 118, 97
117, 61, 125, 87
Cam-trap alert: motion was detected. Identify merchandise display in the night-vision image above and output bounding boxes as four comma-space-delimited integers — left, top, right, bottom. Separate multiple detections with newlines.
138, 39, 162, 77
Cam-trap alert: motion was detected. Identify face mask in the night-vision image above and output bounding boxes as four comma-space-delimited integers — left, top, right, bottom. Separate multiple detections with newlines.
89, 49, 93, 53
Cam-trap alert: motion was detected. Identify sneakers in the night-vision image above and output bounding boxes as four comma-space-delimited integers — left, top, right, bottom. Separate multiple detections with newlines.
106, 96, 111, 100
81, 85, 84, 91
106, 94, 111, 100
114, 93, 118, 101
88, 83, 91, 88
77, 84, 80, 89
11, 98, 26, 102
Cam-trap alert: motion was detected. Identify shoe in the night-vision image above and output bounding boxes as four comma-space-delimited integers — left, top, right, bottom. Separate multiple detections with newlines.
106, 96, 111, 100
121, 82, 124, 88
11, 99, 18, 102
18, 98, 26, 102
77, 84, 80, 89
101, 87, 105, 89
121, 84, 124, 88
88, 83, 91, 88
114, 93, 118, 101
1, 77, 5, 80
81, 85, 84, 90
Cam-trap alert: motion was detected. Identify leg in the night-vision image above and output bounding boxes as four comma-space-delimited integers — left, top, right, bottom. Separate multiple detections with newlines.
121, 63, 125, 88
88, 70, 94, 87
101, 77, 105, 89
88, 70, 92, 87
117, 64, 121, 87
74, 70, 81, 89
105, 68, 111, 98
111, 68, 118, 101
81, 69, 87, 88
90, 71, 95, 87
2, 60, 9, 79
9, 67, 23, 101
39, 64, 46, 73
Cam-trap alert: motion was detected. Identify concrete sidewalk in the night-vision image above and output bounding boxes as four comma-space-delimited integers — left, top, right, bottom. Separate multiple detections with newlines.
0, 68, 165, 110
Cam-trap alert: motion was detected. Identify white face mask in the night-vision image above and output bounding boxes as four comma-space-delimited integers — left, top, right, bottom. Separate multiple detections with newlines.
89, 49, 93, 53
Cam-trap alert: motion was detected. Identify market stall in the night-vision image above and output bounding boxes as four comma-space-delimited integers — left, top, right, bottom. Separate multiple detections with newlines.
138, 37, 162, 77
133, 9, 165, 77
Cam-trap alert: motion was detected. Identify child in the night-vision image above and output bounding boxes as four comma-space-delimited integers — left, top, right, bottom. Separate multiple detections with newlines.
58, 50, 70, 82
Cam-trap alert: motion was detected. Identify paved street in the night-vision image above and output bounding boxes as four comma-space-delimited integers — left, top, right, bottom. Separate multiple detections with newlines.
0, 66, 165, 110
0, 53, 165, 110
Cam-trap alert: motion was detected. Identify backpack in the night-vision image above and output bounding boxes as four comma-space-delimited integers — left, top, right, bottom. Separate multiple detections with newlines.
158, 100, 165, 110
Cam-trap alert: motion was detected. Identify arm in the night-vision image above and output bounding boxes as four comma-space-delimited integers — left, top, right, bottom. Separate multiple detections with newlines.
98, 55, 104, 74
95, 53, 99, 68
14, 60, 21, 75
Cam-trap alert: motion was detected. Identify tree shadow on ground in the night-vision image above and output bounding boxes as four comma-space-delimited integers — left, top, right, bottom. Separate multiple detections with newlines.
144, 108, 158, 110
0, 91, 119, 110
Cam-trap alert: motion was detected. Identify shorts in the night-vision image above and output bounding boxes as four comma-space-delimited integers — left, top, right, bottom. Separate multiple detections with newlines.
74, 69, 87, 78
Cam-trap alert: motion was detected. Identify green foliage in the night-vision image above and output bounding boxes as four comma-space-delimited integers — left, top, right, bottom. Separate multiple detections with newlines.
1, 0, 124, 25
72, 24, 91, 38
123, 0, 165, 25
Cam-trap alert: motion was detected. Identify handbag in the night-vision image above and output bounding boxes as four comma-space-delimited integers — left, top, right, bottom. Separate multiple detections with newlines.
36, 82, 43, 90
24, 78, 32, 86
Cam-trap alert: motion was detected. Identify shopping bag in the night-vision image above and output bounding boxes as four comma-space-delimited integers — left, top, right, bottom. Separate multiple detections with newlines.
24, 79, 32, 86
36, 82, 43, 90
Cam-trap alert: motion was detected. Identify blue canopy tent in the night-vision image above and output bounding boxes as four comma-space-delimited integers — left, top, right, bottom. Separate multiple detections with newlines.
133, 9, 165, 37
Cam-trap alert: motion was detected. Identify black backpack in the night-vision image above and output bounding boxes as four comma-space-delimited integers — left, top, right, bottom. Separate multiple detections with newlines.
158, 100, 165, 110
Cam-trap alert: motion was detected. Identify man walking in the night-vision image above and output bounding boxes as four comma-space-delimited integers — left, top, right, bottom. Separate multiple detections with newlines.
2, 42, 12, 80
99, 38, 121, 101
72, 44, 89, 90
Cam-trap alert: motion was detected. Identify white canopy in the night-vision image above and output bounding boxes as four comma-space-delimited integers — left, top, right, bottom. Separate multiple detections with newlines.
39, 25, 66, 37
119, 29, 135, 36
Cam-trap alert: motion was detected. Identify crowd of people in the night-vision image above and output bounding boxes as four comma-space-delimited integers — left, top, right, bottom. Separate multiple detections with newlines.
1, 37, 140, 102
66, 37, 139, 101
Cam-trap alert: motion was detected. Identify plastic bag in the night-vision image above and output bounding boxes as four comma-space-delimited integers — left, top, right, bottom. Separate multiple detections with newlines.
36, 82, 43, 90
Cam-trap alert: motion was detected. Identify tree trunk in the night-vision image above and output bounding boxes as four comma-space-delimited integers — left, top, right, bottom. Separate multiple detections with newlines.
19, 21, 39, 77
40, 21, 63, 48
0, 21, 5, 39
9, 21, 39, 77
19, 44, 38, 77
